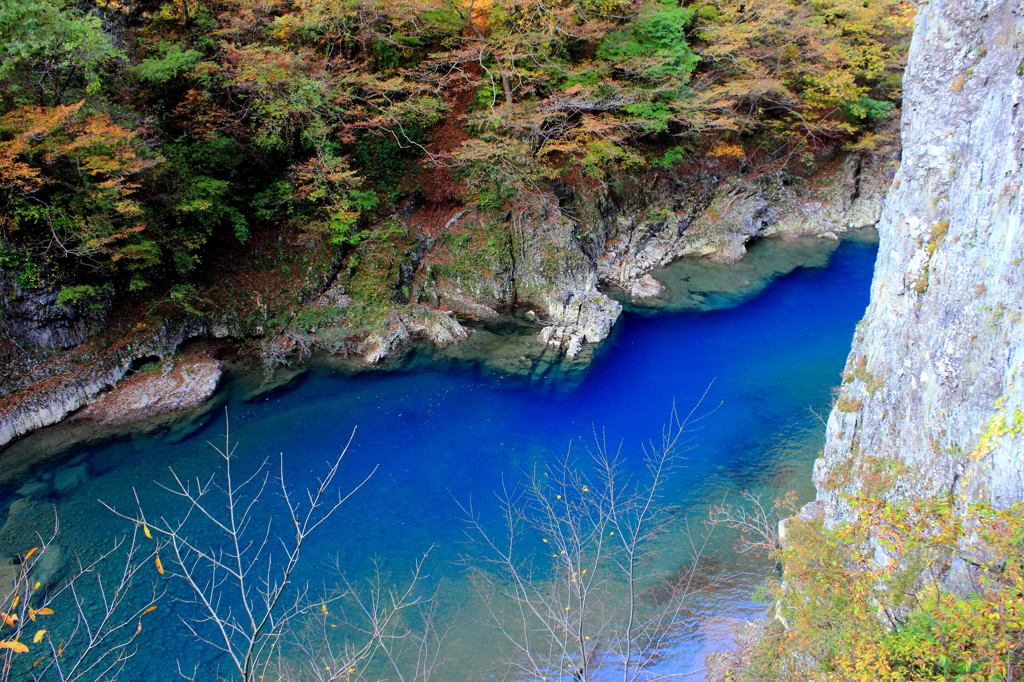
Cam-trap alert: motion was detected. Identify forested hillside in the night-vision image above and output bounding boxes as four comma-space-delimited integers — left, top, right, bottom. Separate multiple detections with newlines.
1, 0, 910, 333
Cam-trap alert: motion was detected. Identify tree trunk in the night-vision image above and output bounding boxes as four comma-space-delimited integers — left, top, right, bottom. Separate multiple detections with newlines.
500, 72, 513, 106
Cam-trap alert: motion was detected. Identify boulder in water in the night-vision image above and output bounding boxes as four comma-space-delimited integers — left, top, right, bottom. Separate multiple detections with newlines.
52, 462, 89, 495
15, 477, 51, 499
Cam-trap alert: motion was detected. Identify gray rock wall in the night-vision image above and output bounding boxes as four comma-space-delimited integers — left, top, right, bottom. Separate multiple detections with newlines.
0, 280, 108, 350
597, 152, 894, 293
0, 319, 207, 448
813, 0, 1024, 531
462, 148, 895, 358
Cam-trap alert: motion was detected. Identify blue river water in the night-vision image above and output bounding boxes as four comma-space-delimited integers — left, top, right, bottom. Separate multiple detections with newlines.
0, 238, 877, 680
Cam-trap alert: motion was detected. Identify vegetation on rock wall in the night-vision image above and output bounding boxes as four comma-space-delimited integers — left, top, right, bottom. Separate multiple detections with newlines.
0, 0, 911, 327
721, 494, 1024, 680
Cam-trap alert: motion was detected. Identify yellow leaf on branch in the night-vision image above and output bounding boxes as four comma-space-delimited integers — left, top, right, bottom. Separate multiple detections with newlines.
0, 641, 28, 654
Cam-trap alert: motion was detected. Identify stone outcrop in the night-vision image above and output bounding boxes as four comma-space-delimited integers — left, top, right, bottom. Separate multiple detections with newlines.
0, 318, 208, 448
539, 281, 622, 359
808, 0, 1023, 576
73, 345, 223, 426
412, 191, 628, 356
0, 280, 109, 350
597, 152, 894, 293
414, 147, 895, 361
359, 308, 468, 364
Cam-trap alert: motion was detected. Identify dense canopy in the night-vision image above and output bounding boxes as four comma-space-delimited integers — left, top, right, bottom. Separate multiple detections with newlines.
0, 0, 912, 311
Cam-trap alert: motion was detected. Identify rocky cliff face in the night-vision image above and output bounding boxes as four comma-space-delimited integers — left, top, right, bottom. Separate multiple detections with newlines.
812, 0, 1023, 557
596, 153, 891, 296
0, 280, 108, 350
415, 149, 894, 359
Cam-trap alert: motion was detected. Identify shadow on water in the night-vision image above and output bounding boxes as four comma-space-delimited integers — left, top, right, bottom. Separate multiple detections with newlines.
0, 236, 878, 680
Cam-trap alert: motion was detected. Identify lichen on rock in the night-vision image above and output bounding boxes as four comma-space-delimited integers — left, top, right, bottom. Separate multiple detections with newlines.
812, 0, 1024, 532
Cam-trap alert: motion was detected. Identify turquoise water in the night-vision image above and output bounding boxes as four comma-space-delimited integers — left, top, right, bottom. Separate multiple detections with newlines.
0, 239, 876, 680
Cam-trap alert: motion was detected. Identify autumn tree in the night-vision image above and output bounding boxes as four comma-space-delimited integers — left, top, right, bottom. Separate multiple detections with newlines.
0, 0, 913, 337
0, 102, 161, 299
691, 0, 914, 156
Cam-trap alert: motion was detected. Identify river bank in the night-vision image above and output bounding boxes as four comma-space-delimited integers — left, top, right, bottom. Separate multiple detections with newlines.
0, 232, 875, 475
0, 238, 878, 680
1, 145, 894, 451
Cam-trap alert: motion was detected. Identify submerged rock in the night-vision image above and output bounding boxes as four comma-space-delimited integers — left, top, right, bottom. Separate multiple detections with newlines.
0, 497, 50, 545
629, 274, 665, 300
15, 477, 50, 499
0, 559, 16, 594
33, 543, 64, 586
636, 234, 845, 314
52, 462, 89, 495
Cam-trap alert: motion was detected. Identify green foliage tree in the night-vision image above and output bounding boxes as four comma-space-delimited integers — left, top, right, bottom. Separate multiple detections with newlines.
596, 1, 699, 82
134, 43, 203, 84
0, 0, 121, 105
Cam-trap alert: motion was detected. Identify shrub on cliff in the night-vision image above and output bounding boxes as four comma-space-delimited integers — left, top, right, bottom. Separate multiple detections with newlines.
724, 496, 1024, 680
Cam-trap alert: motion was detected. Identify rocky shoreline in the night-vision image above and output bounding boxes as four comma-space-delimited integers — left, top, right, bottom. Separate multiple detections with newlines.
0, 318, 211, 448
0, 148, 896, 451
